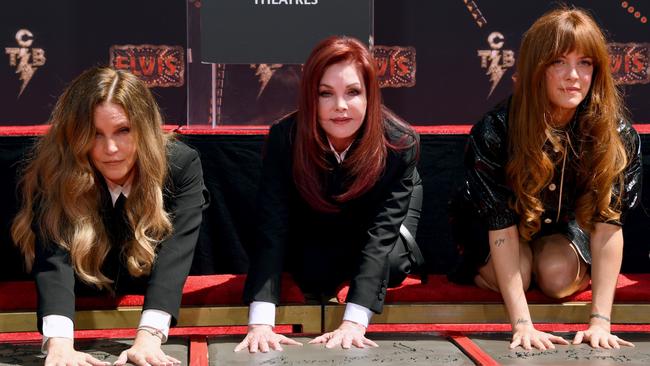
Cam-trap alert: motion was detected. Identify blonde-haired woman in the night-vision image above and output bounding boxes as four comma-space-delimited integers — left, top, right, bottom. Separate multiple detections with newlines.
12, 67, 208, 366
449, 7, 641, 350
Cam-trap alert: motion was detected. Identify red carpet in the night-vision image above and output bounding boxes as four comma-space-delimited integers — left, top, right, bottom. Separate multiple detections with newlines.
3, 273, 648, 313
0, 274, 304, 312
336, 274, 650, 304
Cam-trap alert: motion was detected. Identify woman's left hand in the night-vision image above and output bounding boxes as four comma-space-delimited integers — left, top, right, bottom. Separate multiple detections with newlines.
309, 320, 378, 349
114, 330, 181, 366
572, 324, 635, 349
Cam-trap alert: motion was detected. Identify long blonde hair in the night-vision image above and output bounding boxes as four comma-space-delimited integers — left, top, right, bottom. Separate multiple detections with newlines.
12, 67, 173, 289
507, 7, 628, 240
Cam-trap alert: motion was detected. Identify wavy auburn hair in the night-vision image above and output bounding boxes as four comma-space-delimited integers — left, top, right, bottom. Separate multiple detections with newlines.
507, 7, 628, 239
12, 67, 172, 289
294, 36, 412, 212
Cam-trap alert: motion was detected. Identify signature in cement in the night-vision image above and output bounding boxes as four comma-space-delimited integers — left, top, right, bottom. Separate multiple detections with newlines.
499, 347, 650, 363
256, 342, 464, 366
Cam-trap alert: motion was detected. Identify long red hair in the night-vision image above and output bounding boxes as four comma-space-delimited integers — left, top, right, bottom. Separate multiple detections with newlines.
507, 7, 628, 239
293, 36, 401, 212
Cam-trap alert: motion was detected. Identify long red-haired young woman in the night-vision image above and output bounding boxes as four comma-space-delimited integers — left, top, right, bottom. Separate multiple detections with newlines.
236, 36, 423, 352
450, 7, 641, 350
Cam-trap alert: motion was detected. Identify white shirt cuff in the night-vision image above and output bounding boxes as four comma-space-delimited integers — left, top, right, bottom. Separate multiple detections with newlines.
42, 315, 74, 353
139, 309, 171, 343
343, 302, 373, 328
249, 301, 276, 327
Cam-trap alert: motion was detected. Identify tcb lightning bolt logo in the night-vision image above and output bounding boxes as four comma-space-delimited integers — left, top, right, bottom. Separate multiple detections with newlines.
5, 29, 46, 98
477, 32, 514, 98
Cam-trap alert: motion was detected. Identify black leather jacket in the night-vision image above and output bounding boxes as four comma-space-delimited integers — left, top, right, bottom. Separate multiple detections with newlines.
454, 99, 642, 234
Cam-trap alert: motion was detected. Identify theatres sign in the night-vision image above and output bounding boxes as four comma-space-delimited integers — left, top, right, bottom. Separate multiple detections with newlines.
200, 0, 372, 64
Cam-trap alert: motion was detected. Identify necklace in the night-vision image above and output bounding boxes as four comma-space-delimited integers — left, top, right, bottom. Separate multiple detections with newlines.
555, 130, 570, 222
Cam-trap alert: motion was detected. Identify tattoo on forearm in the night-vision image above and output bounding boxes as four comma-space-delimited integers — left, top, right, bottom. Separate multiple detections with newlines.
494, 237, 506, 247
516, 318, 529, 325
590, 313, 611, 323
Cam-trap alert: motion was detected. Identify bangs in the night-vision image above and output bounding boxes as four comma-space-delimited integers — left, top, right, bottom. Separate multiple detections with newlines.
545, 13, 604, 64
322, 55, 364, 77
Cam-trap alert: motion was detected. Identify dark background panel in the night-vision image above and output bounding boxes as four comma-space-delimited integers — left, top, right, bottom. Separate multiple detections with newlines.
0, 0, 186, 125
2, 135, 648, 279
2, 0, 648, 126
200, 0, 372, 64
0, 1, 649, 279
0, 136, 35, 280
375, 0, 650, 125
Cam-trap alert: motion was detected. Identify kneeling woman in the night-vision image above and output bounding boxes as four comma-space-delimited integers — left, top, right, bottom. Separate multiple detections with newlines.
236, 36, 423, 352
12, 67, 208, 366
450, 8, 641, 350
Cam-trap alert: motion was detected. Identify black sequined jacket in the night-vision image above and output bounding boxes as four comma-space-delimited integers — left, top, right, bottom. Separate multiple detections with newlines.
454, 99, 642, 235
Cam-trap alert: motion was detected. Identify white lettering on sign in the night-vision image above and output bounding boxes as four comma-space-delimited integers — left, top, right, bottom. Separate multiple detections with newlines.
254, 0, 318, 5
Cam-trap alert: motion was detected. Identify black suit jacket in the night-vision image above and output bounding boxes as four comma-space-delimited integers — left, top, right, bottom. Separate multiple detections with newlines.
243, 114, 419, 313
32, 140, 209, 331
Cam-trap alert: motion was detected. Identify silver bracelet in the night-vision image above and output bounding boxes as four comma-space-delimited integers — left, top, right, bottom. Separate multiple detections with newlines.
137, 325, 164, 340
589, 313, 611, 323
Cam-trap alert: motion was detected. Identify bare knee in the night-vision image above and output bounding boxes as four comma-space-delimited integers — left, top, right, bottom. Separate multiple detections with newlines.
474, 272, 499, 292
519, 243, 532, 291
475, 247, 532, 293
534, 238, 583, 298
536, 265, 577, 298
475, 259, 499, 292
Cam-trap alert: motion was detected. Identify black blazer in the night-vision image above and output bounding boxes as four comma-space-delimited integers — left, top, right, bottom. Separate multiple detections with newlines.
243, 114, 419, 314
32, 140, 209, 332
457, 98, 642, 231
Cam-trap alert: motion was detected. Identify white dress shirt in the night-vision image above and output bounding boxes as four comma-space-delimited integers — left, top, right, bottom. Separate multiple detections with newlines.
249, 300, 373, 328
327, 137, 352, 164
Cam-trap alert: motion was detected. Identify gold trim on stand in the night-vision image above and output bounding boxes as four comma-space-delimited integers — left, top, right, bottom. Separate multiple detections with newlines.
323, 303, 650, 332
0, 305, 322, 334
0, 312, 37, 332
2, 303, 647, 334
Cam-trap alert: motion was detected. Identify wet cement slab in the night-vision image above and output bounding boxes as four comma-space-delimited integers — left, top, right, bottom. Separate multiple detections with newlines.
0, 337, 188, 366
470, 332, 650, 365
209, 333, 473, 366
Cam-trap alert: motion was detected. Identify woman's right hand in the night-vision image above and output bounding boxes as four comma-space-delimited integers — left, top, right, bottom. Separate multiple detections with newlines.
510, 322, 569, 350
45, 338, 110, 366
234, 324, 303, 353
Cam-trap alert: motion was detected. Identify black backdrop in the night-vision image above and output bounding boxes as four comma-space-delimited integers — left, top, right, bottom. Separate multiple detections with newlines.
376, 0, 650, 125
1, 133, 649, 280
0, 1, 649, 279
1, 0, 648, 125
1, 0, 186, 125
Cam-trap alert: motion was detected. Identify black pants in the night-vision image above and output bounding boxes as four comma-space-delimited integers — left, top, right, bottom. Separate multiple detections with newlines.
290, 177, 424, 299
